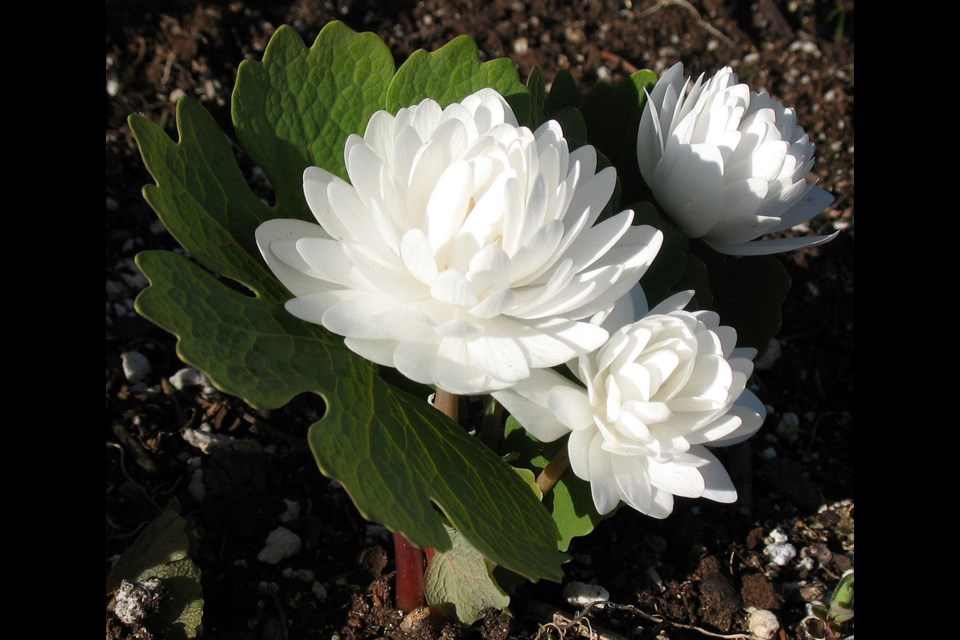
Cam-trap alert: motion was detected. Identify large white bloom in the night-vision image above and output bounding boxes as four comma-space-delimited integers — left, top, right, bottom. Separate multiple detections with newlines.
637, 62, 838, 255
257, 89, 663, 395
493, 290, 765, 517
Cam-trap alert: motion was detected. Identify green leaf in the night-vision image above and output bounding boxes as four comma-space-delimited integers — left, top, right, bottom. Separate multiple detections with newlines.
677, 251, 713, 311
503, 417, 608, 551
233, 22, 396, 198
698, 251, 791, 351
108, 510, 192, 592
630, 201, 688, 308
385, 35, 530, 126
551, 106, 588, 151
107, 510, 203, 640
527, 67, 547, 130
515, 467, 543, 501
580, 70, 658, 203
828, 572, 854, 625
130, 24, 562, 582
143, 558, 204, 639
425, 525, 510, 624
546, 69, 581, 114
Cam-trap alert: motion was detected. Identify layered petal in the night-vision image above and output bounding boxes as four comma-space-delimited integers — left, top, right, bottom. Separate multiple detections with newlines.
502, 289, 766, 518
256, 88, 663, 395
638, 62, 838, 254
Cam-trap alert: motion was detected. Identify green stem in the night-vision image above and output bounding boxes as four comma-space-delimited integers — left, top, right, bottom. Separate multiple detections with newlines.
536, 446, 570, 495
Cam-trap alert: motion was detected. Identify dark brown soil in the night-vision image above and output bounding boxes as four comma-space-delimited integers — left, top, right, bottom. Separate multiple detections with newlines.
106, 1, 854, 638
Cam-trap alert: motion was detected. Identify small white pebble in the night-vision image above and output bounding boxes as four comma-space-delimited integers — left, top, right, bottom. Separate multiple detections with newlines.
188, 468, 205, 502
120, 270, 148, 290
746, 607, 780, 639
706, 39, 718, 52
106, 196, 119, 211
364, 524, 390, 542
257, 581, 280, 594
107, 77, 120, 97
764, 529, 797, 566
169, 88, 186, 103
759, 446, 777, 461
149, 219, 168, 235
234, 558, 248, 567
796, 555, 815, 571
788, 40, 821, 57
169, 367, 209, 391
280, 498, 301, 523
121, 351, 152, 383
311, 581, 328, 601
512, 37, 529, 54
754, 339, 781, 370
775, 412, 800, 444
113, 578, 164, 625
281, 567, 315, 582
257, 527, 302, 564
743, 52, 760, 64
106, 279, 125, 299
562, 581, 609, 608
767, 528, 789, 544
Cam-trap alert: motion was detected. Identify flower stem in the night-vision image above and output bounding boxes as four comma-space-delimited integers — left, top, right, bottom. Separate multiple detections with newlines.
433, 388, 459, 422
392, 388, 460, 613
536, 446, 570, 495
392, 532, 426, 613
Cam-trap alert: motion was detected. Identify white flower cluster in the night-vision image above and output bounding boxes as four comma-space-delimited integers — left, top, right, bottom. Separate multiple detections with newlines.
257, 70, 831, 516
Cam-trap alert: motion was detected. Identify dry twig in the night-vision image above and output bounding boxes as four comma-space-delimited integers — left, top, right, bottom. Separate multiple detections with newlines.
636, 0, 735, 47
612, 603, 754, 639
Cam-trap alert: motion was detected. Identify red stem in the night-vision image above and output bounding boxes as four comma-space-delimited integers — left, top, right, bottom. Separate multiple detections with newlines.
392, 389, 459, 613
392, 532, 426, 612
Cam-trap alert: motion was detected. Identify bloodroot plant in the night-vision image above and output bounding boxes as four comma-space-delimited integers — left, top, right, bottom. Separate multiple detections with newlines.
126, 21, 838, 625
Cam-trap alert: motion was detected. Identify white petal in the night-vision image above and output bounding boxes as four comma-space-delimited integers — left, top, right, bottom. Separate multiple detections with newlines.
547, 384, 595, 431
343, 337, 397, 367
516, 317, 609, 367
284, 289, 363, 326
767, 186, 835, 233
399, 229, 439, 285
255, 219, 332, 296
691, 446, 737, 503
295, 237, 364, 288
611, 455, 656, 515
710, 390, 766, 446
431, 270, 478, 306
320, 293, 401, 340
709, 230, 840, 256
588, 435, 620, 515
466, 336, 530, 383
653, 144, 724, 238
647, 457, 706, 498
498, 389, 570, 442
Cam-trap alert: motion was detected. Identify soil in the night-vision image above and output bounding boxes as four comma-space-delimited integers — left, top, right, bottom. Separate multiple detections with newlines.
106, 1, 854, 639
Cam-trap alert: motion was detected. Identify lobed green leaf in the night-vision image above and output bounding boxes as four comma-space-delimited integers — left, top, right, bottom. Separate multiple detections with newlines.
385, 35, 530, 125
